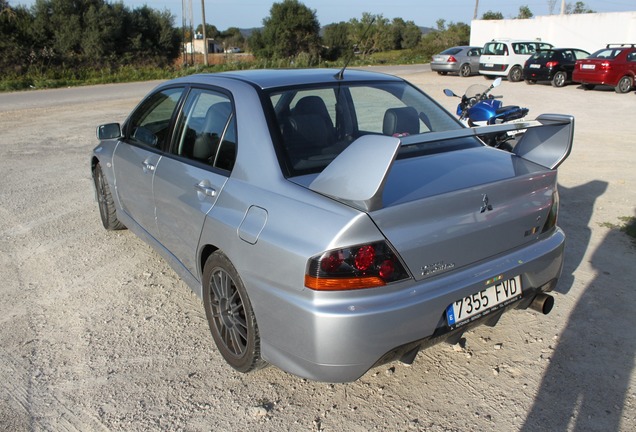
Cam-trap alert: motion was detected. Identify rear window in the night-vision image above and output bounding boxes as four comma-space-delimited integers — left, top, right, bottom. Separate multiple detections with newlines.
266, 81, 479, 176
531, 50, 556, 60
589, 48, 622, 59
483, 42, 507, 56
441, 47, 462, 55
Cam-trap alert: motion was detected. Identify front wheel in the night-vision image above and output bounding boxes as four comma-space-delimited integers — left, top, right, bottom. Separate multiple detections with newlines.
508, 66, 523, 82
552, 71, 567, 88
202, 251, 265, 373
94, 163, 125, 230
459, 64, 471, 77
615, 76, 633, 93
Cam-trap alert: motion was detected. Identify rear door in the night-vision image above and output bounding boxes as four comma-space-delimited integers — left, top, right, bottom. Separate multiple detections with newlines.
112, 87, 185, 237
153, 88, 237, 276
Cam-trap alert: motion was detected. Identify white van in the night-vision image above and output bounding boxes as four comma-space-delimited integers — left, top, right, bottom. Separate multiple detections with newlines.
479, 39, 553, 81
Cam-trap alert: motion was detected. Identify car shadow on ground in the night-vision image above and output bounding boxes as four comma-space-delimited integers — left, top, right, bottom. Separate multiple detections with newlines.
522, 181, 636, 431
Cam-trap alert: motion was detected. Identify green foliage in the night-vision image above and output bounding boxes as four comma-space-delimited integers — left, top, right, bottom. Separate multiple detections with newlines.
566, 1, 595, 14
249, 0, 321, 63
481, 10, 504, 20
418, 21, 470, 60
517, 5, 533, 19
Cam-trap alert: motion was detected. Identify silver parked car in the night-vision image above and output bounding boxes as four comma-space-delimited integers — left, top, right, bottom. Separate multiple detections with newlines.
92, 68, 573, 382
431, 46, 483, 77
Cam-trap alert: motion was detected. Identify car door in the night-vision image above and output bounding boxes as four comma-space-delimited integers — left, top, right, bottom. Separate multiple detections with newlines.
153, 88, 237, 276
112, 87, 185, 238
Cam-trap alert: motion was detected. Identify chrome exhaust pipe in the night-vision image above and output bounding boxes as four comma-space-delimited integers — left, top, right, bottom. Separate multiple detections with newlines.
530, 293, 554, 315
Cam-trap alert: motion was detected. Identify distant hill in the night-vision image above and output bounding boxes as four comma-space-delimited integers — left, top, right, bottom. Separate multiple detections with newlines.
240, 26, 436, 39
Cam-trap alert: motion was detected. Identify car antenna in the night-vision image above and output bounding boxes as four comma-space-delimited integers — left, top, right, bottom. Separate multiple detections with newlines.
334, 17, 376, 80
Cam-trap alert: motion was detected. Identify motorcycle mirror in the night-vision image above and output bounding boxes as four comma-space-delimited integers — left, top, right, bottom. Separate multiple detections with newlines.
493, 77, 503, 87
443, 89, 457, 97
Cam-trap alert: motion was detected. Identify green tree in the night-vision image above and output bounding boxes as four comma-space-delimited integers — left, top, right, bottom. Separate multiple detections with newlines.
566, 1, 595, 14
390, 17, 421, 50
348, 13, 392, 56
322, 21, 350, 60
219, 27, 245, 49
517, 5, 533, 19
419, 20, 470, 59
481, 10, 504, 20
249, 0, 321, 61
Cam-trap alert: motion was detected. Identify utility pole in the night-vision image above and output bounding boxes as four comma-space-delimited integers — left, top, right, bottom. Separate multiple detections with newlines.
201, 0, 208, 66
473, 0, 479, 20
561, 0, 566, 14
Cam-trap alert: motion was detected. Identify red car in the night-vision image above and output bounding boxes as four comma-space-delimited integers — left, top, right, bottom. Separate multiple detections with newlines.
573, 44, 636, 93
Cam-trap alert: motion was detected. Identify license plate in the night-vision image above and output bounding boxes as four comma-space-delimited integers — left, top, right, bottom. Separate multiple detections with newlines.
582, 64, 595, 70
530, 64, 540, 69
485, 63, 494, 68
446, 275, 522, 328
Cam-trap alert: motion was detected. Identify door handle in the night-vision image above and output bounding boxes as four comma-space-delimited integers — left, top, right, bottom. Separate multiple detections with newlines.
194, 183, 217, 197
141, 161, 155, 173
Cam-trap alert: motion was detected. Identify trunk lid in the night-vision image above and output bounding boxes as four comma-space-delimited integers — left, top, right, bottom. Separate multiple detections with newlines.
369, 147, 557, 281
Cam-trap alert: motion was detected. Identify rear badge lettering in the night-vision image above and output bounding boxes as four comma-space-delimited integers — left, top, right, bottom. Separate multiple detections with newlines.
421, 261, 455, 276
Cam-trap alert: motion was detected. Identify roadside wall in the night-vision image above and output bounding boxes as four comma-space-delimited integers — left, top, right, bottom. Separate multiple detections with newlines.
470, 12, 636, 53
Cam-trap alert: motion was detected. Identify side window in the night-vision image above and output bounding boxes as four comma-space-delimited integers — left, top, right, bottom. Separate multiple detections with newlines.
627, 51, 636, 62
173, 88, 236, 171
127, 88, 184, 149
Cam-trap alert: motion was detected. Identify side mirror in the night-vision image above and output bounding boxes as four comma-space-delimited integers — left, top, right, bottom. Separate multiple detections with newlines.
492, 77, 502, 87
96, 123, 121, 140
443, 89, 457, 97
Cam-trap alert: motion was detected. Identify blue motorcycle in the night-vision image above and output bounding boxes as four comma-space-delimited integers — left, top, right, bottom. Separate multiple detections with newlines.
444, 78, 529, 150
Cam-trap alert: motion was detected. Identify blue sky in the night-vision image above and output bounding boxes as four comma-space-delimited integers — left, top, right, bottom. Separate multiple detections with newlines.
11, 0, 635, 30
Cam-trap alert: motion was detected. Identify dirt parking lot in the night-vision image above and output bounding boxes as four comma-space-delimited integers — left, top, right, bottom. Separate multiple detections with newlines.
1, 69, 635, 431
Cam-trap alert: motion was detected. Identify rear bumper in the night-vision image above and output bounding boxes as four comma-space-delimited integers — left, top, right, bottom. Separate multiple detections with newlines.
523, 68, 555, 81
479, 63, 509, 76
431, 63, 459, 73
572, 70, 617, 86
257, 228, 566, 382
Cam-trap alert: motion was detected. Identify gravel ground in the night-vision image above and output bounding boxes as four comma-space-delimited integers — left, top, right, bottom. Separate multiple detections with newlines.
1, 69, 635, 432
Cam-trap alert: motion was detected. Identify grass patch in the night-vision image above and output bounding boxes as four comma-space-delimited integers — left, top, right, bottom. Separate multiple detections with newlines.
600, 216, 636, 241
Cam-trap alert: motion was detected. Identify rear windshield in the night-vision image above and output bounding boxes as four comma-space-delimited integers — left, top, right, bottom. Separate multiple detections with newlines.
266, 81, 480, 177
531, 50, 556, 60
589, 48, 623, 59
441, 47, 462, 55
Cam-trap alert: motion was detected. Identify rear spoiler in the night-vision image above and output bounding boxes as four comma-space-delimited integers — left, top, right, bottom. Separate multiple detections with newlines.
310, 114, 574, 211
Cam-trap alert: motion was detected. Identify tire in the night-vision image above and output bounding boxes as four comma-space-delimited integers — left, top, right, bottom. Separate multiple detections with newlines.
437, 71, 448, 76
615, 76, 632, 94
202, 251, 265, 373
459, 63, 471, 77
93, 163, 125, 230
508, 66, 523, 82
552, 71, 567, 88
525, 79, 537, 85
582, 84, 595, 90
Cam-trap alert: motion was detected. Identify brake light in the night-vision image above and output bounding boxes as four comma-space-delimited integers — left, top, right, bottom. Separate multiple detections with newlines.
546, 61, 559, 68
305, 241, 410, 290
447, 55, 457, 63
601, 61, 611, 70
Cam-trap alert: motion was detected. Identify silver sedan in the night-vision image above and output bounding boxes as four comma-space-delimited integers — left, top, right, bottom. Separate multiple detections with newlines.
431, 46, 483, 77
92, 68, 573, 382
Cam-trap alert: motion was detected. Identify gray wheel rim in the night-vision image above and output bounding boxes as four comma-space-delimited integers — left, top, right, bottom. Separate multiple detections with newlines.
511, 67, 521, 81
209, 268, 248, 357
619, 77, 631, 93
555, 72, 565, 86
460, 64, 470, 77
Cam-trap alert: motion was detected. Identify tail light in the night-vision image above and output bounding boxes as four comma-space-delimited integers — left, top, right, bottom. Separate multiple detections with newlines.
305, 241, 410, 290
447, 55, 457, 63
546, 61, 559, 68
601, 61, 611, 70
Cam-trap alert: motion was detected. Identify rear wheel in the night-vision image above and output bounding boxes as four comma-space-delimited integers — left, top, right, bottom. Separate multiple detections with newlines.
552, 71, 567, 88
202, 251, 265, 373
508, 66, 523, 82
94, 163, 125, 230
615, 76, 632, 93
459, 64, 471, 77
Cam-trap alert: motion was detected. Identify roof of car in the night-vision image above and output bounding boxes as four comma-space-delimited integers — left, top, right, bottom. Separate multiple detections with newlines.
167, 68, 403, 90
